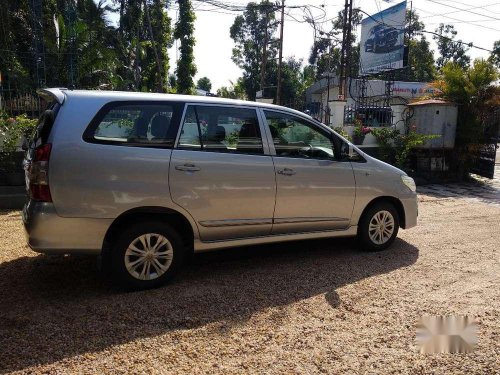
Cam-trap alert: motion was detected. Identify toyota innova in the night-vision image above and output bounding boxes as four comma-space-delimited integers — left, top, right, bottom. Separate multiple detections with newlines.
23, 88, 418, 289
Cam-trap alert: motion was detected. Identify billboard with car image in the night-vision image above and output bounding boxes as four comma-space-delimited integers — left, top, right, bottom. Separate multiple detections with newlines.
359, 1, 406, 76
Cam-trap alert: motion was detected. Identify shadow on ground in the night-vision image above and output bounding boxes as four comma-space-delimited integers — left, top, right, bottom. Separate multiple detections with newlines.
0, 238, 418, 372
417, 176, 500, 205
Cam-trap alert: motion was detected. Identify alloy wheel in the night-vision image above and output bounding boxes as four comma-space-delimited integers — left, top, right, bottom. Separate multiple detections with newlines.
124, 233, 174, 281
368, 210, 395, 245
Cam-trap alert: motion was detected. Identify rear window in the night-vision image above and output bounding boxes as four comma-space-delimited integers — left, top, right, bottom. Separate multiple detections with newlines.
31, 104, 60, 148
84, 102, 183, 148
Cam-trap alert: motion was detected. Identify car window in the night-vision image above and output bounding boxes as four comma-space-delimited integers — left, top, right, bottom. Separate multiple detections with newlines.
178, 105, 263, 155
264, 110, 336, 160
87, 103, 181, 147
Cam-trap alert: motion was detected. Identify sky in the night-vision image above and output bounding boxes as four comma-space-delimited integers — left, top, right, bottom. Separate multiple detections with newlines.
109, 0, 500, 91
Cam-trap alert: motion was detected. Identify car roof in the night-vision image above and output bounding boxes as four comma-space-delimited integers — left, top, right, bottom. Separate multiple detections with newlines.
39, 88, 313, 120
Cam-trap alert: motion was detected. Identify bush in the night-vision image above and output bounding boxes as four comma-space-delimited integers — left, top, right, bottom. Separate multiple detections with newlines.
371, 127, 439, 170
0, 112, 38, 153
333, 126, 351, 142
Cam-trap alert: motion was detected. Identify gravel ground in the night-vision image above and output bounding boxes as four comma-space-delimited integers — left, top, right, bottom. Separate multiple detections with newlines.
0, 192, 499, 374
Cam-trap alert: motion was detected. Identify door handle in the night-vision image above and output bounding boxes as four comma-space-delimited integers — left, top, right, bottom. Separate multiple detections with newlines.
175, 163, 200, 172
277, 168, 296, 176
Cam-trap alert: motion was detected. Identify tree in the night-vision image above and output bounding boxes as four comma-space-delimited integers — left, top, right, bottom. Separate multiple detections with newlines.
489, 40, 500, 69
308, 9, 362, 80
433, 24, 470, 70
216, 78, 246, 99
431, 59, 498, 177
230, 1, 278, 100
196, 76, 212, 92
142, 0, 172, 92
405, 10, 435, 82
174, 0, 196, 94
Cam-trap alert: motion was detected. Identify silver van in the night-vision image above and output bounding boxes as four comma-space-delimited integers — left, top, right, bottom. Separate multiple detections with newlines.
23, 88, 417, 289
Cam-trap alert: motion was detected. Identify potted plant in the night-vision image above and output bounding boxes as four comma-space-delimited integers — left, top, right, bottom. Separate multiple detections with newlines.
352, 119, 371, 145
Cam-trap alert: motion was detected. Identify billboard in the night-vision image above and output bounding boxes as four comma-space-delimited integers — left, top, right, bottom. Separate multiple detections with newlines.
359, 1, 406, 76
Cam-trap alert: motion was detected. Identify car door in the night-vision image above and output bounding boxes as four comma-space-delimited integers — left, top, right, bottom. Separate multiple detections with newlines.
263, 110, 356, 234
169, 104, 276, 241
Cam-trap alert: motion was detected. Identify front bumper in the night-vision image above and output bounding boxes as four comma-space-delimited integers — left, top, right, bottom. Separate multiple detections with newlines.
23, 200, 112, 255
400, 195, 418, 229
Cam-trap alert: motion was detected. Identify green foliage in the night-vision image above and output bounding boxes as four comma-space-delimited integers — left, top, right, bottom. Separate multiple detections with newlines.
230, 1, 278, 100
174, 0, 197, 94
430, 59, 498, 178
0, 112, 37, 153
394, 131, 439, 169
308, 9, 362, 79
433, 24, 470, 70
432, 59, 498, 146
489, 40, 500, 69
142, 0, 172, 92
0, 0, 173, 92
196, 77, 212, 92
216, 79, 247, 100
371, 127, 399, 162
371, 127, 439, 169
352, 118, 371, 138
333, 126, 351, 141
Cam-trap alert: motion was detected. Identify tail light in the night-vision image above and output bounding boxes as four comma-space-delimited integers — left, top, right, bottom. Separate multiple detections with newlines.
29, 143, 52, 202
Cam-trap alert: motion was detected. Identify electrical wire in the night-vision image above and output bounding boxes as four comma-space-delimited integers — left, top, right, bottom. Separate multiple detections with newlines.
412, 6, 500, 32
422, 0, 500, 21
420, 1, 500, 19
356, 8, 494, 52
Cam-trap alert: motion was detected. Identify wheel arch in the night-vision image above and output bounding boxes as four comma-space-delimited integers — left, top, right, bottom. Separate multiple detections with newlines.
101, 206, 196, 264
359, 196, 406, 229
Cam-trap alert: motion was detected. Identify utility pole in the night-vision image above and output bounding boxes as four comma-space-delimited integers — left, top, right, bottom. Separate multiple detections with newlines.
260, 8, 270, 93
338, 0, 353, 101
276, 0, 285, 105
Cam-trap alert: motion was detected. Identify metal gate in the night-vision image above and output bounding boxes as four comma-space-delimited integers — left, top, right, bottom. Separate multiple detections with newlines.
470, 107, 499, 179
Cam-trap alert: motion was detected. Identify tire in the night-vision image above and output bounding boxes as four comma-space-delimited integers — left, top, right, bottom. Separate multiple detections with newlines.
111, 220, 185, 290
357, 201, 399, 252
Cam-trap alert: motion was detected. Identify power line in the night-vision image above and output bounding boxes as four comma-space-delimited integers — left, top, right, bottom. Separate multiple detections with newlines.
420, 2, 500, 19
422, 0, 500, 21
413, 6, 500, 32
427, 18, 500, 25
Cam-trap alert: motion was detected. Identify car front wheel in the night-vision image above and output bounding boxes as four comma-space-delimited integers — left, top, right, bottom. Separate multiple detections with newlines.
358, 202, 400, 251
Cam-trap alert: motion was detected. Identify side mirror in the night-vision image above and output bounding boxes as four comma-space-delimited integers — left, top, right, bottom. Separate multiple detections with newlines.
348, 144, 355, 158
341, 142, 362, 161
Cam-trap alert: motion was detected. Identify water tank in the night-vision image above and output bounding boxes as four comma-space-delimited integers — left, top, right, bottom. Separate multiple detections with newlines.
408, 99, 458, 149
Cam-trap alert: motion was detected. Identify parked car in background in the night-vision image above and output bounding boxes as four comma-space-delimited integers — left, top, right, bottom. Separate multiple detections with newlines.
364, 24, 400, 53
23, 89, 418, 289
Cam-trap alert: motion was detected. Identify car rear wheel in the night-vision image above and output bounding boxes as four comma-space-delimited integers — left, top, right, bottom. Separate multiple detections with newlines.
358, 202, 399, 251
111, 221, 185, 290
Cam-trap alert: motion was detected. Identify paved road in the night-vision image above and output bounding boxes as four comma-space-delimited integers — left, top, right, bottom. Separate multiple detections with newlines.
418, 161, 500, 206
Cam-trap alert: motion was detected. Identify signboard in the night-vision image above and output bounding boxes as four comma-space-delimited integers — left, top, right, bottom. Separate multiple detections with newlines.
392, 82, 440, 98
359, 1, 406, 76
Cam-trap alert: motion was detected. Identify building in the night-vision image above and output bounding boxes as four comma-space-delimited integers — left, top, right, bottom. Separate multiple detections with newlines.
305, 76, 441, 147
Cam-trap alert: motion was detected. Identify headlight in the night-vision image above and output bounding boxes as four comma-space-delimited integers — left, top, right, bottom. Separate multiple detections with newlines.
401, 175, 416, 192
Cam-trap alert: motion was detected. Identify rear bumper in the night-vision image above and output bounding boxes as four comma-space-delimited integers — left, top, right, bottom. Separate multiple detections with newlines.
401, 195, 418, 229
23, 200, 111, 255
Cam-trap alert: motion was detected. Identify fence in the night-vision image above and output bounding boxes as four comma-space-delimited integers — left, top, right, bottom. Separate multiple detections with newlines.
0, 91, 45, 119
343, 100, 393, 127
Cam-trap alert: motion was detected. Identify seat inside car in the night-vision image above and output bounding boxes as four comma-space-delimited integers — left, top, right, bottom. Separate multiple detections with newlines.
237, 122, 262, 154
133, 116, 148, 139
150, 115, 171, 141
205, 125, 227, 151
